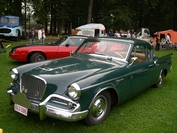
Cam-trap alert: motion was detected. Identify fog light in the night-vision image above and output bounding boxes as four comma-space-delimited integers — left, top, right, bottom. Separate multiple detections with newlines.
67, 102, 73, 109
10, 68, 18, 80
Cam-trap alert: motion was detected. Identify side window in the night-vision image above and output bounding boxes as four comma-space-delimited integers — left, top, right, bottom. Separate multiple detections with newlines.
73, 38, 85, 46
65, 38, 85, 46
146, 47, 151, 61
130, 46, 146, 63
65, 38, 74, 46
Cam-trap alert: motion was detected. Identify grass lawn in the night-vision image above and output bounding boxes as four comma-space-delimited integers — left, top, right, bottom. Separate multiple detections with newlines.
0, 39, 177, 133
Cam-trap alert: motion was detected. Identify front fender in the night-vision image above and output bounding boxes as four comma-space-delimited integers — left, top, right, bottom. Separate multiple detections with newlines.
78, 81, 119, 111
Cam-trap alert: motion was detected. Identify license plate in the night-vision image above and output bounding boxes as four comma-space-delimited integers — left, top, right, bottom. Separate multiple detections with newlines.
14, 104, 28, 116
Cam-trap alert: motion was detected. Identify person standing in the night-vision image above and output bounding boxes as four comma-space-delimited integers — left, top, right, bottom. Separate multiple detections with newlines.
108, 30, 114, 37
165, 33, 171, 50
127, 30, 131, 38
114, 30, 121, 37
38, 27, 46, 44
29, 26, 36, 44
166, 33, 171, 44
155, 32, 160, 51
132, 32, 136, 38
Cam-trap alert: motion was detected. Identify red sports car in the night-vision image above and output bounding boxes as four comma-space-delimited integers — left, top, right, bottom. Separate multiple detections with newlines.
9, 35, 87, 62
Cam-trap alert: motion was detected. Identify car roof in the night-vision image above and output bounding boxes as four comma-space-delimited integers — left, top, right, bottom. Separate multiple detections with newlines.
62, 35, 88, 38
86, 37, 152, 47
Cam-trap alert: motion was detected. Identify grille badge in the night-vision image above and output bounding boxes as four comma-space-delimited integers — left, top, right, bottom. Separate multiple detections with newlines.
22, 86, 28, 94
34, 91, 39, 97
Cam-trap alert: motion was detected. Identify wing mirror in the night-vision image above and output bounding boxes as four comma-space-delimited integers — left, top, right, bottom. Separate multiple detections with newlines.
70, 51, 74, 55
65, 44, 70, 47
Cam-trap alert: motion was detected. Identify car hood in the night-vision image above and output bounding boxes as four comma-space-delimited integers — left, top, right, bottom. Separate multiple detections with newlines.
24, 54, 127, 96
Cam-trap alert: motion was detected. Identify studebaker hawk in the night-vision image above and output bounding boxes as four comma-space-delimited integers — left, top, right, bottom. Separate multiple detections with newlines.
7, 37, 172, 126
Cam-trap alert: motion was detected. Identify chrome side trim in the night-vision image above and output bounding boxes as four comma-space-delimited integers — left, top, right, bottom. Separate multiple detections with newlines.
82, 77, 125, 90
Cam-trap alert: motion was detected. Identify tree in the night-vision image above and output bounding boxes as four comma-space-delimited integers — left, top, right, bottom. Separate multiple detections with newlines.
5, 0, 175, 35
87, 0, 93, 23
0, 0, 10, 15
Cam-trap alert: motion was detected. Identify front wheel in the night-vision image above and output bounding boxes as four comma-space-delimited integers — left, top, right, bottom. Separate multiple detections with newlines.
84, 90, 111, 126
154, 71, 164, 88
30, 52, 46, 62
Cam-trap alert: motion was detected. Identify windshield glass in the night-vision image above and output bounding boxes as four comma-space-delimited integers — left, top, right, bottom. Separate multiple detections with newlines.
53, 36, 68, 45
0, 17, 19, 25
53, 36, 86, 46
75, 40, 131, 60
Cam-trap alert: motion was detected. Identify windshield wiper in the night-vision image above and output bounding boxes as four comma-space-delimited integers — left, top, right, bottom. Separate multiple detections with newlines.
95, 52, 112, 61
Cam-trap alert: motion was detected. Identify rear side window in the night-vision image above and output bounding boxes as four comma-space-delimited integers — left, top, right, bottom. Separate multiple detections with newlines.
130, 46, 146, 62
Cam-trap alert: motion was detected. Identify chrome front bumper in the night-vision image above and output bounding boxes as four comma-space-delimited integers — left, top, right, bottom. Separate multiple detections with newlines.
7, 89, 88, 122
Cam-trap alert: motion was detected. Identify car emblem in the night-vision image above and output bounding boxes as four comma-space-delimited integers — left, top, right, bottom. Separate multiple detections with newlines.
22, 86, 28, 94
34, 91, 39, 97
22, 86, 25, 92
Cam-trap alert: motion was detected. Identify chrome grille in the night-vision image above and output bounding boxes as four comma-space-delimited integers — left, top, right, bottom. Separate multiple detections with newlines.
0, 28, 11, 33
51, 97, 68, 105
21, 74, 46, 100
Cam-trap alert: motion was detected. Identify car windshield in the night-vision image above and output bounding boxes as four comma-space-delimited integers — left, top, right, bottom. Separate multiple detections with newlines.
0, 17, 19, 25
53, 36, 85, 46
75, 40, 131, 60
53, 36, 68, 45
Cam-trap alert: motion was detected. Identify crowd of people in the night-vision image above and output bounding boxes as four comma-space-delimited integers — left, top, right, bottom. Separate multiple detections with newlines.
103, 29, 137, 38
154, 32, 173, 51
28, 26, 176, 51
104, 29, 175, 51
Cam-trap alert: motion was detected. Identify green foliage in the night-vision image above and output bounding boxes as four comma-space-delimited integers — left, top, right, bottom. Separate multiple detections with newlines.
1, 0, 177, 41
0, 40, 177, 132
0, 0, 14, 16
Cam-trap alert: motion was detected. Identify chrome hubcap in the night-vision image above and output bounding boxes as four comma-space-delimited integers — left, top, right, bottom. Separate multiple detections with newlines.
158, 72, 163, 85
35, 55, 44, 62
159, 74, 162, 85
91, 96, 107, 121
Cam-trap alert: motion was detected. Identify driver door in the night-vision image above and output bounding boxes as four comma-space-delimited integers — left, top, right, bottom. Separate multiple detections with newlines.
128, 45, 154, 98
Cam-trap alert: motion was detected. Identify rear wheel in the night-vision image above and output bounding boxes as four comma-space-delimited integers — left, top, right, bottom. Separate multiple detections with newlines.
155, 71, 164, 87
30, 52, 46, 62
84, 90, 111, 126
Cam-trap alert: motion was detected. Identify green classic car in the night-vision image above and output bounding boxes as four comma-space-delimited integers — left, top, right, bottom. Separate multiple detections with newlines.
7, 37, 172, 126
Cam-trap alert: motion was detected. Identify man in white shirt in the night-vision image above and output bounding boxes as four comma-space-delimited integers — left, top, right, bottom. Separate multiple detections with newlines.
38, 27, 46, 44
166, 33, 171, 44
127, 30, 131, 38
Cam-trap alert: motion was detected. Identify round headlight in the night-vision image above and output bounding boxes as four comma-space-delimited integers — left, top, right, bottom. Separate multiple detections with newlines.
10, 68, 18, 80
68, 83, 81, 100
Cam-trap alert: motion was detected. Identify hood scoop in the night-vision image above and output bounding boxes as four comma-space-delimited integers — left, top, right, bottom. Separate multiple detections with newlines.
38, 63, 80, 72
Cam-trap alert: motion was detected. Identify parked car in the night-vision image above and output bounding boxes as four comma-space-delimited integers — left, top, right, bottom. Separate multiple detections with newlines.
136, 35, 153, 43
7, 37, 172, 126
0, 15, 22, 41
9, 35, 87, 62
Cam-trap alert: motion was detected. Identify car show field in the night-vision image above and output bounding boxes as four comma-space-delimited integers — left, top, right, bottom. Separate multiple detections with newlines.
0, 38, 177, 132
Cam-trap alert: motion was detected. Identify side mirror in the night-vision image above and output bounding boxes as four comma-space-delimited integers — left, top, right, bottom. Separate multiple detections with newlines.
65, 44, 70, 47
70, 51, 74, 55
129, 57, 138, 66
